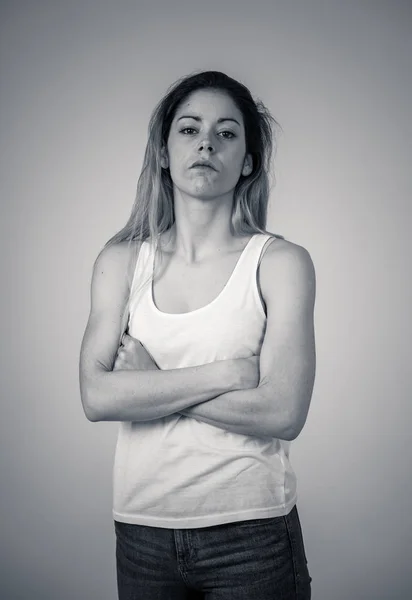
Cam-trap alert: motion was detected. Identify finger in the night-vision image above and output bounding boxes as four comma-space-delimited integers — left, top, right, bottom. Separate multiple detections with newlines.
123, 333, 141, 347
113, 355, 123, 369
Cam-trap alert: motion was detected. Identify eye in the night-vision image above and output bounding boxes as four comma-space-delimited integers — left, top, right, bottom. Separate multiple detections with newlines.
218, 131, 236, 139
180, 127, 197, 135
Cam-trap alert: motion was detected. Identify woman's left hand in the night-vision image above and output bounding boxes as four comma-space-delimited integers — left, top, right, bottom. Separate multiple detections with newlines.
113, 333, 159, 371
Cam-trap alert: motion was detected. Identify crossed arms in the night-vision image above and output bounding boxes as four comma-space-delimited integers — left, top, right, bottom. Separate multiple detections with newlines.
79, 239, 316, 441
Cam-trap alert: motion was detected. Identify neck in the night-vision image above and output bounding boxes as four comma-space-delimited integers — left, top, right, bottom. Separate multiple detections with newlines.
163, 189, 237, 263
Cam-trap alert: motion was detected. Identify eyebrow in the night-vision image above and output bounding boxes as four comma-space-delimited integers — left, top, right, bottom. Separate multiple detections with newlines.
177, 115, 241, 127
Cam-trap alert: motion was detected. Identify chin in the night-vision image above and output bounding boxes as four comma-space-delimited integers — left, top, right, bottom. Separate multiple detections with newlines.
172, 176, 237, 201
174, 182, 220, 199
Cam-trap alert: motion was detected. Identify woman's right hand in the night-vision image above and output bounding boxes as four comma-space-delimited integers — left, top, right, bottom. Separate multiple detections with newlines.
114, 333, 159, 372
232, 356, 260, 390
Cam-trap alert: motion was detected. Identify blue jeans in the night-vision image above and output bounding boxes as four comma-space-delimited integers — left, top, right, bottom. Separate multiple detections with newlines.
114, 504, 312, 599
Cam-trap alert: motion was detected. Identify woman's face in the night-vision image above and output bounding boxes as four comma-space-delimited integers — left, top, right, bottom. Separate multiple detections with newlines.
164, 88, 252, 200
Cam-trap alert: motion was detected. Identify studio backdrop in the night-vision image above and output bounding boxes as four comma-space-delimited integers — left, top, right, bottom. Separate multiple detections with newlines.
1, 1, 411, 599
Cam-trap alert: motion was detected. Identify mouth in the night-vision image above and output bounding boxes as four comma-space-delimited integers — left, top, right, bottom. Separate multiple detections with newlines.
191, 161, 217, 171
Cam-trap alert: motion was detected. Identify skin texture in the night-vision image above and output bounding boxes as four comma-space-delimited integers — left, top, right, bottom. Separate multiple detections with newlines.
162, 88, 252, 205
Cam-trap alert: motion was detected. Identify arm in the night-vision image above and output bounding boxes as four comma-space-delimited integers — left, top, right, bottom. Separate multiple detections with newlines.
180, 240, 316, 441
79, 242, 255, 422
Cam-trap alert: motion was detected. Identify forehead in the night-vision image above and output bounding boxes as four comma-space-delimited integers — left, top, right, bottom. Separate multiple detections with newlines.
173, 89, 244, 124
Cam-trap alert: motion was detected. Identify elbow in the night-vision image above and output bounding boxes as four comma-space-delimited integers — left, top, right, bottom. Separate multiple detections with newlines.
84, 403, 101, 422
83, 397, 110, 422
269, 420, 298, 441
281, 409, 309, 441
281, 425, 300, 442
80, 378, 106, 422
81, 391, 101, 422
262, 416, 296, 441
265, 400, 308, 441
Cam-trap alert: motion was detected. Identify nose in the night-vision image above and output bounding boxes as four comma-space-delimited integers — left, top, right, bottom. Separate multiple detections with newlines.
198, 139, 214, 153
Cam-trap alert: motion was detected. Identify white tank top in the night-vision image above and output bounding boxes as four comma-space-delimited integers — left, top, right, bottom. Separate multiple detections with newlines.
112, 233, 297, 528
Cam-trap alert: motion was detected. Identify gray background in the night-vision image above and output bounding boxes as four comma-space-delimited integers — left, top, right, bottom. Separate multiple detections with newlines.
1, 0, 411, 598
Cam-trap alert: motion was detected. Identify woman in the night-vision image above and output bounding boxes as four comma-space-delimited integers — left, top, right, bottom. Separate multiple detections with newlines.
79, 70, 316, 599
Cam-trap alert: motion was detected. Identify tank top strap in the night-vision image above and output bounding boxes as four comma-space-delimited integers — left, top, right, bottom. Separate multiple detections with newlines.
247, 232, 276, 264
221, 233, 276, 308
129, 239, 154, 300
230, 233, 275, 281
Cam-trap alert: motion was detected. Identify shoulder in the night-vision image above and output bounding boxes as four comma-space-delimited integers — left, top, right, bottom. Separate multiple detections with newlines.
92, 240, 143, 292
94, 240, 142, 268
260, 237, 315, 273
259, 237, 316, 305
94, 240, 143, 274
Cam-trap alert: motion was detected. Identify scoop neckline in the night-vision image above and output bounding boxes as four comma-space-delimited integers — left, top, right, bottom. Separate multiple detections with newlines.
149, 234, 258, 317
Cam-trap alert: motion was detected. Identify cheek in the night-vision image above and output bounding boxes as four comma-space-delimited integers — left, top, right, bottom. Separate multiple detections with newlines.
227, 153, 246, 179
168, 156, 184, 182
167, 141, 188, 173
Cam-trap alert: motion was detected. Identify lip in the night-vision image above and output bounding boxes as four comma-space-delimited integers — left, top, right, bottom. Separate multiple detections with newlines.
190, 160, 217, 171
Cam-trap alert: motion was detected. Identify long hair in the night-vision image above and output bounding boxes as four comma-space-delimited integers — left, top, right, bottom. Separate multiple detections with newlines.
103, 71, 282, 337
105, 70, 281, 250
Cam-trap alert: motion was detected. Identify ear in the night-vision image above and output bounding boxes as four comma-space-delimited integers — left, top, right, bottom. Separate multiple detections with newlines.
160, 147, 169, 169
241, 153, 253, 176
